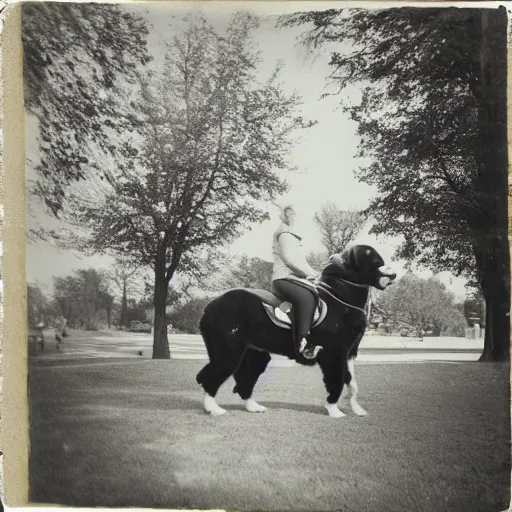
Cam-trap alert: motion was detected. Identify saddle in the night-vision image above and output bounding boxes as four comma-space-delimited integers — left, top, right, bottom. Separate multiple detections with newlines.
248, 288, 328, 331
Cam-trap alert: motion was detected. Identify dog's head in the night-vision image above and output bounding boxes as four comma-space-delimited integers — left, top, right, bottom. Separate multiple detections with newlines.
330, 245, 396, 290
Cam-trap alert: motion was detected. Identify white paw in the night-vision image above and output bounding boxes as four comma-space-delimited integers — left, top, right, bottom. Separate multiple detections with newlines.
204, 394, 227, 416
244, 399, 267, 413
350, 400, 368, 417
325, 403, 346, 418
209, 407, 227, 417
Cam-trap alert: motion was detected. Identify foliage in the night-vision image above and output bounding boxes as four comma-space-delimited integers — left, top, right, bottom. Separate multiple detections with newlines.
27, 284, 55, 327
108, 257, 147, 327
314, 202, 366, 254
306, 251, 330, 273
22, 3, 152, 215
166, 297, 213, 334
69, 12, 310, 268
124, 299, 152, 324
377, 274, 468, 336
444, 312, 469, 338
280, 7, 507, 278
306, 203, 365, 271
53, 268, 114, 330
63, 13, 313, 357
221, 255, 273, 290
463, 293, 486, 327
281, 6, 509, 360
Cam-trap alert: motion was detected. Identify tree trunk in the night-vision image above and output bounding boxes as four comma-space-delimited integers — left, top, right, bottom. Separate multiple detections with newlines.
473, 7, 510, 362
120, 280, 128, 327
106, 306, 112, 329
479, 280, 509, 362
152, 251, 171, 359
474, 235, 510, 362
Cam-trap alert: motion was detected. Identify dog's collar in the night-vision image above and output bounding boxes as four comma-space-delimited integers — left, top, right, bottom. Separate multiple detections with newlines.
316, 282, 367, 315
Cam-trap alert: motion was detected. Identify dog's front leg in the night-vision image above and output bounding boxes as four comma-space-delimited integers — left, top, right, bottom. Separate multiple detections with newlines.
318, 353, 347, 418
345, 357, 367, 416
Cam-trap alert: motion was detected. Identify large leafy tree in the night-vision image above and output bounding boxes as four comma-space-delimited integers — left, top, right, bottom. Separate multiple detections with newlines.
66, 13, 312, 358
22, 2, 152, 215
378, 274, 468, 337
282, 6, 509, 360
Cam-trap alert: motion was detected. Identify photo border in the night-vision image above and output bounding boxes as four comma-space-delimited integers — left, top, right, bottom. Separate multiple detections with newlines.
1, 1, 510, 509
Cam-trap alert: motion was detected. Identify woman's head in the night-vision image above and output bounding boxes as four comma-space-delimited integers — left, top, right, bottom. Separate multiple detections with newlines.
279, 205, 296, 226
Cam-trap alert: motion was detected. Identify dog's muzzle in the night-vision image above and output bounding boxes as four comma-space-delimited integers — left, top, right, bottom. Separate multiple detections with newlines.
378, 266, 397, 288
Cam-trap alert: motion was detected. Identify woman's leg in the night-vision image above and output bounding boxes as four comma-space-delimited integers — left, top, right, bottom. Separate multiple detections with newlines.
273, 279, 321, 359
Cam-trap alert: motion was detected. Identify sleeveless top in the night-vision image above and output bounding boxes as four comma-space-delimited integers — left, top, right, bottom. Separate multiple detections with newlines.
271, 224, 316, 282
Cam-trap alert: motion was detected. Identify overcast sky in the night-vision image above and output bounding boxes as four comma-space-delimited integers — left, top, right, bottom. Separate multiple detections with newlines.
25, 2, 468, 299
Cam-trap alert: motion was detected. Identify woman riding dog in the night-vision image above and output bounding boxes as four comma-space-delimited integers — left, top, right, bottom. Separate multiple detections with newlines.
271, 205, 323, 361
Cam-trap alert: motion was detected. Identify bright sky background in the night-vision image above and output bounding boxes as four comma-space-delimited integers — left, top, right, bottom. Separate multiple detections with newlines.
25, 2, 468, 300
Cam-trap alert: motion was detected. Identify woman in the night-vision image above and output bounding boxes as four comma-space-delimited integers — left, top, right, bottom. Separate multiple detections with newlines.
271, 205, 323, 361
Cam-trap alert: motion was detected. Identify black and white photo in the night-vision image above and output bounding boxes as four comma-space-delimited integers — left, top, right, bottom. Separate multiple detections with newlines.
22, 2, 510, 510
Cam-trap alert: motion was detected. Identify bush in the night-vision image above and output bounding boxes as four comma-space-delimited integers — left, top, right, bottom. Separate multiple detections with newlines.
167, 297, 213, 334
443, 310, 468, 337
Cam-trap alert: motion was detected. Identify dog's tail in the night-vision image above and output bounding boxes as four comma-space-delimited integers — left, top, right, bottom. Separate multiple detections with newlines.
198, 301, 216, 350
196, 300, 220, 386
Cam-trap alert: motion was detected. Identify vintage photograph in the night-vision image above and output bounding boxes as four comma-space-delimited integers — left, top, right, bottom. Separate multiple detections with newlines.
23, 2, 510, 510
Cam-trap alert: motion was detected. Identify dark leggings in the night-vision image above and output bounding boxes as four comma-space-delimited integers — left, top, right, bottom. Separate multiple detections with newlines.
273, 278, 318, 345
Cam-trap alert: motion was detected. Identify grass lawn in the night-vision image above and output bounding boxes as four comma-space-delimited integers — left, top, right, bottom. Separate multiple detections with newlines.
29, 359, 510, 511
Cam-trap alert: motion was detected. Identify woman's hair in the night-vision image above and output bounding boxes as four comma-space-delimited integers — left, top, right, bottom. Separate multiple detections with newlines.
279, 205, 295, 225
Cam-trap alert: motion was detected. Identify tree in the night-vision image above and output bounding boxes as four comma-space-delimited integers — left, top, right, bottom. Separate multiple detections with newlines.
99, 291, 115, 329
377, 274, 468, 337
282, 6, 509, 360
53, 269, 112, 330
463, 292, 486, 327
221, 255, 273, 290
167, 297, 213, 334
109, 258, 144, 328
66, 13, 313, 358
22, 3, 152, 215
314, 202, 366, 254
306, 203, 365, 271
306, 251, 329, 273
125, 299, 152, 325
27, 284, 49, 327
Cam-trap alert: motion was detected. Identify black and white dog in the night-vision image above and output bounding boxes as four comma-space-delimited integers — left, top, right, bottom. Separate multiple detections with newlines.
196, 245, 396, 417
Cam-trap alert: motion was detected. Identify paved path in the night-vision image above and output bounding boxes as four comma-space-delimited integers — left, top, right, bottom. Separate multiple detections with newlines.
31, 330, 484, 364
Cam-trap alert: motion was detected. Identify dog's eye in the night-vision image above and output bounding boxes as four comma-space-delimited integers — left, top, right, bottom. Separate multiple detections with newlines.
366, 249, 371, 255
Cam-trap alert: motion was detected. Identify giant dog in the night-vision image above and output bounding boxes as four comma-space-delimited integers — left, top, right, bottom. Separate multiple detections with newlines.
196, 245, 396, 418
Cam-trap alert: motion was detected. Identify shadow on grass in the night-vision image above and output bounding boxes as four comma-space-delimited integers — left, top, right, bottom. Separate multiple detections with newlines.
28, 360, 510, 512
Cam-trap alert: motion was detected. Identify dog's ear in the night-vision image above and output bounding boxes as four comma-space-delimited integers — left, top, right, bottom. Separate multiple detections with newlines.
342, 246, 359, 271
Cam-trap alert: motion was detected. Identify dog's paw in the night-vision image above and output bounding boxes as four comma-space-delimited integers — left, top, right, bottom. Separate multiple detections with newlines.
244, 399, 267, 413
325, 403, 346, 418
350, 401, 368, 417
208, 407, 227, 417
204, 394, 227, 417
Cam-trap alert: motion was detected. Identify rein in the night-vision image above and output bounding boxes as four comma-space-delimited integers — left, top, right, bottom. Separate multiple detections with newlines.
330, 275, 369, 289
316, 281, 368, 316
